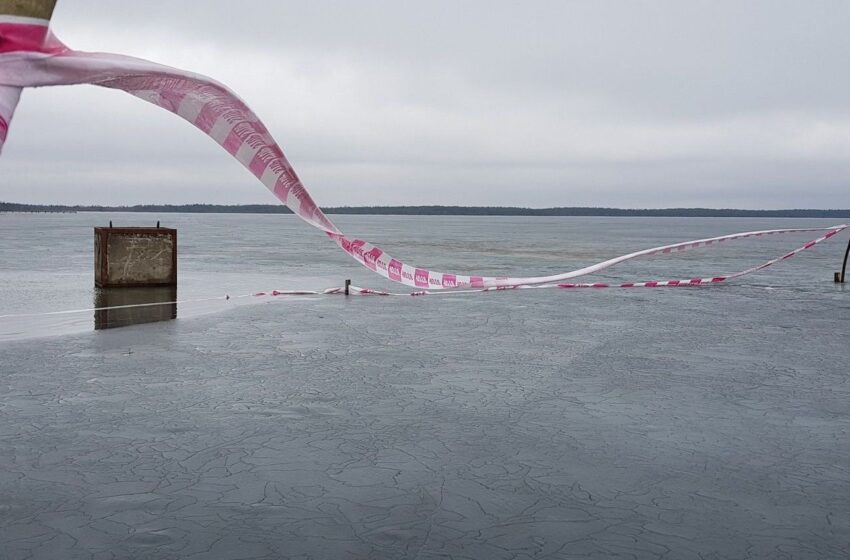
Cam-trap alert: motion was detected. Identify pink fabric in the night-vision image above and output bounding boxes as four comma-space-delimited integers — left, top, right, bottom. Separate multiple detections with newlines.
1, 19, 847, 291
0, 23, 66, 54
0, 83, 21, 152
388, 259, 403, 282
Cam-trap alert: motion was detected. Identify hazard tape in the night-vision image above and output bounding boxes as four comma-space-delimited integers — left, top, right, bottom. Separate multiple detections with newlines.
1, 16, 847, 293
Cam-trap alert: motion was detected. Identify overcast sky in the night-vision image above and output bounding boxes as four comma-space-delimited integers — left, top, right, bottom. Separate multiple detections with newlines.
2, 0, 850, 208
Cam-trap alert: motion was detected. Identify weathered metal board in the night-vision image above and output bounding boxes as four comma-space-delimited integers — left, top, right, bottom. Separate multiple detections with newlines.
94, 227, 177, 288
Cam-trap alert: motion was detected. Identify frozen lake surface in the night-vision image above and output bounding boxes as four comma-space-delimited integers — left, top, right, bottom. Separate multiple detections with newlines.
0, 212, 848, 338
1, 213, 849, 558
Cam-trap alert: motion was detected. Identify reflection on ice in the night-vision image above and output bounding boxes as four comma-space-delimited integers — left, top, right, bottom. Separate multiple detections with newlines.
94, 286, 177, 330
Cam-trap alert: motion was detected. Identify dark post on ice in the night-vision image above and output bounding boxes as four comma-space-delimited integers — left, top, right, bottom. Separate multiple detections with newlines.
94, 225, 177, 288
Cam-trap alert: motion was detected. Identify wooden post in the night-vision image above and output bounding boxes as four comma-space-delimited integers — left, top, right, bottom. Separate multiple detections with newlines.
0, 0, 59, 19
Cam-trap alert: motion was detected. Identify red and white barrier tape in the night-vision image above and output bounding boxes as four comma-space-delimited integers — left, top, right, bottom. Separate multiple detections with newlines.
1, 16, 847, 292
0, 225, 845, 321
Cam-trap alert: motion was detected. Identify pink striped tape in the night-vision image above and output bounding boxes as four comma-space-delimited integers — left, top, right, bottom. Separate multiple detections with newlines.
1, 17, 847, 290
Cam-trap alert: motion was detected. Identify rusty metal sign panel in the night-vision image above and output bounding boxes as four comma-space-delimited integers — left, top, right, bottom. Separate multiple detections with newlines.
94, 227, 177, 288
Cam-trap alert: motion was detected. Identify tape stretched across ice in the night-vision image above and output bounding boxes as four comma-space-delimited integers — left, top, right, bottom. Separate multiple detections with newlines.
1, 16, 847, 290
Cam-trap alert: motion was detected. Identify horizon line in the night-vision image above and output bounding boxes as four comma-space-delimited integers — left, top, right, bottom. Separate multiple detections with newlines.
2, 201, 850, 218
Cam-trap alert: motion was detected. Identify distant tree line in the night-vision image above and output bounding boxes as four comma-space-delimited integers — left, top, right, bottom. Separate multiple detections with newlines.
2, 201, 849, 218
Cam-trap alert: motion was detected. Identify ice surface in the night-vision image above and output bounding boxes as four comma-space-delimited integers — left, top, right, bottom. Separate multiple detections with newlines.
1, 284, 849, 559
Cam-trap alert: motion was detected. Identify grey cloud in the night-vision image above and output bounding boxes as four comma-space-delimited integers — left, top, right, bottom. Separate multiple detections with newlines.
2, 0, 849, 207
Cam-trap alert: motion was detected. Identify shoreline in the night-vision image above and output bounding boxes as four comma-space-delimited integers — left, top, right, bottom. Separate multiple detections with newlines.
3, 203, 850, 218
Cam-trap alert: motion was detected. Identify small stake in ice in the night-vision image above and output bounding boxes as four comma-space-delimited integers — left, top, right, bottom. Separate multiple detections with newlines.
836, 238, 849, 284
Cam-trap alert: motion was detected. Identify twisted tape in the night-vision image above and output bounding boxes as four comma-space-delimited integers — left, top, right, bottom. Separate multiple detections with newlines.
0, 17, 846, 291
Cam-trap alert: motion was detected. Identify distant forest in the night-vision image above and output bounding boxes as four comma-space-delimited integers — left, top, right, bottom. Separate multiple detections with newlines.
2, 202, 850, 218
